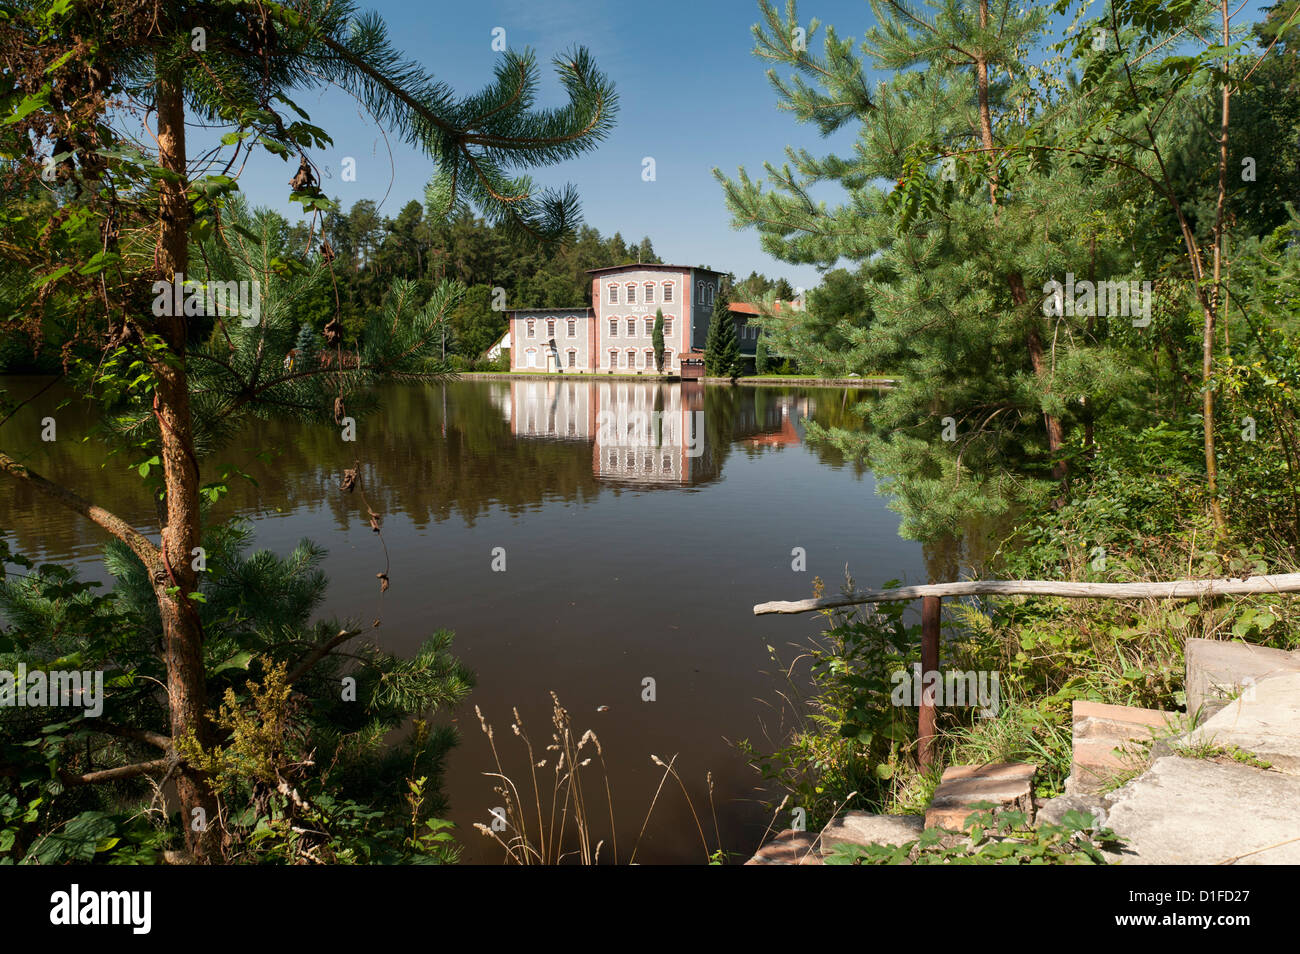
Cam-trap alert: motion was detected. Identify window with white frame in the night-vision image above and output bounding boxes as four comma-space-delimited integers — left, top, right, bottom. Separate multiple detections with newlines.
644, 349, 654, 369
567, 318, 576, 337
663, 282, 673, 302
547, 318, 555, 338
664, 349, 672, 367
526, 318, 536, 338
608, 349, 618, 368
663, 318, 672, 336
626, 284, 636, 303
567, 350, 576, 368
644, 318, 653, 336
626, 318, 635, 336
626, 349, 635, 368
608, 283, 618, 304
609, 319, 617, 337
644, 283, 655, 303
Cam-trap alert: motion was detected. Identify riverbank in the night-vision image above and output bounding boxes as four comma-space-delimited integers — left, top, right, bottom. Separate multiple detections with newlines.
460, 371, 897, 387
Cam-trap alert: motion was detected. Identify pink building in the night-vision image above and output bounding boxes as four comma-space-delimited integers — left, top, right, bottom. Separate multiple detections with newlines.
508, 263, 723, 374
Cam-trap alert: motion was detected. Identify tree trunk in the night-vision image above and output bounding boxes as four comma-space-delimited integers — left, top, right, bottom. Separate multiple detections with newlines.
1202, 0, 1232, 537
976, 0, 1064, 479
154, 66, 219, 862
1009, 272, 1067, 480
976, 0, 998, 212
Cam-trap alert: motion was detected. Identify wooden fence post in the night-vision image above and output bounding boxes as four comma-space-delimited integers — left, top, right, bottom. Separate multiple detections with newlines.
919, 594, 941, 771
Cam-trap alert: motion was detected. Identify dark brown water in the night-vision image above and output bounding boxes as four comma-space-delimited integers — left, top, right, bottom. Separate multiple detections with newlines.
1, 376, 936, 863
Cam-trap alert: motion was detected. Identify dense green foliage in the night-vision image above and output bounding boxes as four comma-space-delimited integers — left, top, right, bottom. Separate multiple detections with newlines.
729, 0, 1300, 835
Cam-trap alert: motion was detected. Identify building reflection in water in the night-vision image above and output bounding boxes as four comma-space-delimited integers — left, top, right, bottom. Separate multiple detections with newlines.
497, 379, 809, 487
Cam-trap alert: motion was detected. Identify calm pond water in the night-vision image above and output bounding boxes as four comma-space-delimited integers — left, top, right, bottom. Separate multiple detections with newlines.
0, 376, 962, 863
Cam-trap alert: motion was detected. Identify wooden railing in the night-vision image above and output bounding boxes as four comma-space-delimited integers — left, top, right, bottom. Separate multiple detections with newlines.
753, 573, 1300, 769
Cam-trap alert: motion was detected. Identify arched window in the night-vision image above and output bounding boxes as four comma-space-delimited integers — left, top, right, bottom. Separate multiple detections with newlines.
704, 285, 715, 305
567, 318, 576, 337
626, 283, 637, 304
526, 348, 538, 368
697, 281, 705, 303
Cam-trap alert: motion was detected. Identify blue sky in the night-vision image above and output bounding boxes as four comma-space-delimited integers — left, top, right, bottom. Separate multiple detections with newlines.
225, 0, 876, 292
225, 0, 1278, 293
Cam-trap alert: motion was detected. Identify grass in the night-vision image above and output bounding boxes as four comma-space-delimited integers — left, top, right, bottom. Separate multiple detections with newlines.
472, 692, 724, 864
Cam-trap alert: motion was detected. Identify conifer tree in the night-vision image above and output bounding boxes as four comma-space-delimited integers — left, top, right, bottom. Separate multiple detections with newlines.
704, 300, 741, 381
714, 0, 1138, 538
653, 308, 665, 372
0, 0, 616, 861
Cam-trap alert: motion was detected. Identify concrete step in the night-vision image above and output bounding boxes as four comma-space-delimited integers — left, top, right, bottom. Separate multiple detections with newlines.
1106, 756, 1300, 864
925, 762, 1036, 830
1068, 700, 1181, 795
1179, 671, 1300, 775
1185, 637, 1300, 719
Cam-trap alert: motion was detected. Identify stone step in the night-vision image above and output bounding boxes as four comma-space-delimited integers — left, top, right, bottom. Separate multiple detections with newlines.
1106, 755, 1300, 864
1185, 637, 1300, 720
924, 762, 1036, 830
1179, 671, 1300, 775
745, 829, 822, 865
744, 813, 925, 865
1068, 700, 1181, 795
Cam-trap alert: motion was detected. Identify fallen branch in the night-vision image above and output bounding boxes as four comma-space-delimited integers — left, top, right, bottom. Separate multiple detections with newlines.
753, 573, 1300, 615
62, 758, 170, 785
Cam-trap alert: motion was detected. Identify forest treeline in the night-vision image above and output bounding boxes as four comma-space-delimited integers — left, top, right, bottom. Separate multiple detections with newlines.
0, 195, 798, 370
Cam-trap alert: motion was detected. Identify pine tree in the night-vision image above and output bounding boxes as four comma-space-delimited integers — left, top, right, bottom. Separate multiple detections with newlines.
704, 302, 741, 381
713, 0, 1136, 539
756, 334, 770, 375
0, 0, 616, 861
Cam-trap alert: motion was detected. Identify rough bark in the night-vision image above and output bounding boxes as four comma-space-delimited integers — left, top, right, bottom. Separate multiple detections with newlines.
154, 66, 220, 862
